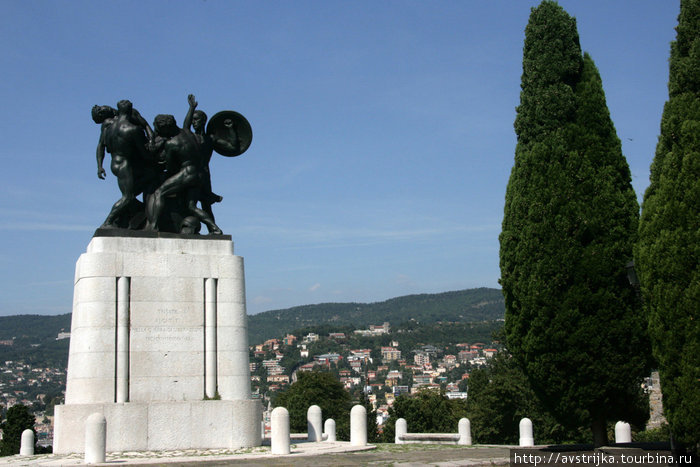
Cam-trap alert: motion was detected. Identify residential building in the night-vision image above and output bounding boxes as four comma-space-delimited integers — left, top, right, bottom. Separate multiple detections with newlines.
303, 333, 319, 343
314, 353, 341, 365
381, 347, 401, 362
414, 352, 430, 367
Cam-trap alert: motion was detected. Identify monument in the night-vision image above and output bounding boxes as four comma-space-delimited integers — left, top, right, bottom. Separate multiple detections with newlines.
52, 95, 261, 453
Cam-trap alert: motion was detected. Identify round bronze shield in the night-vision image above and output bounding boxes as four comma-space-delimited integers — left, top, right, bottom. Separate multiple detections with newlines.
205, 110, 253, 157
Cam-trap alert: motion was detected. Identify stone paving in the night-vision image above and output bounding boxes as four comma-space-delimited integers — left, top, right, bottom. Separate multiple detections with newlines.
0, 443, 512, 466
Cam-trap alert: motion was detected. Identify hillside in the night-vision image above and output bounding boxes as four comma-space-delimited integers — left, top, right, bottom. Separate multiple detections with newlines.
247, 287, 504, 344
0, 288, 505, 355
0, 313, 72, 367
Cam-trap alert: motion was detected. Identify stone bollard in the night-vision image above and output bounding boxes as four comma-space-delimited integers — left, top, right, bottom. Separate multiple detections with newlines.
458, 418, 472, 445
271, 407, 290, 455
350, 405, 367, 446
85, 413, 107, 464
324, 418, 336, 442
307, 405, 323, 442
519, 417, 534, 447
20, 429, 34, 456
395, 418, 407, 444
615, 421, 632, 443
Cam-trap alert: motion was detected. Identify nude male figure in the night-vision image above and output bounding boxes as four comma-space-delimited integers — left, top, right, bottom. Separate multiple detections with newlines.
94, 100, 153, 228
182, 95, 228, 222
145, 97, 222, 234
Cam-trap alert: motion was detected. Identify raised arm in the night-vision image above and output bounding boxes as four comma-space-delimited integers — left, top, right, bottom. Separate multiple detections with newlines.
183, 94, 197, 130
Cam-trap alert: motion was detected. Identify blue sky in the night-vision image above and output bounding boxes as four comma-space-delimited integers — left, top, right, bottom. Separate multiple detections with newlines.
0, 1, 679, 316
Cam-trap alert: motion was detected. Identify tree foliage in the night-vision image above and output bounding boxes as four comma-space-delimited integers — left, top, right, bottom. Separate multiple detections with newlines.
636, 0, 700, 451
500, 1, 650, 445
273, 371, 352, 440
466, 353, 587, 445
0, 404, 35, 456
381, 389, 467, 442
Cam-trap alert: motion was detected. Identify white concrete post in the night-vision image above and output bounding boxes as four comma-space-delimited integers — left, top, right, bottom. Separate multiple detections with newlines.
19, 429, 34, 456
324, 418, 336, 442
85, 413, 107, 464
271, 407, 290, 455
458, 418, 472, 445
307, 405, 322, 442
519, 417, 534, 447
395, 417, 407, 444
615, 421, 632, 443
204, 278, 217, 398
350, 405, 367, 446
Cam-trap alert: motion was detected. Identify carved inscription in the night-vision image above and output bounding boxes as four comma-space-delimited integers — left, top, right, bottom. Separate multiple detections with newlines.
131, 308, 200, 343
154, 308, 182, 324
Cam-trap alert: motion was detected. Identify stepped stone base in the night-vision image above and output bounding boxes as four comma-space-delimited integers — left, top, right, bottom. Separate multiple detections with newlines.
54, 400, 261, 453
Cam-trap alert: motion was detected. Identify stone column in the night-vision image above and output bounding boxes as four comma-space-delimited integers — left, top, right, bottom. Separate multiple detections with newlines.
116, 276, 130, 403
458, 418, 472, 445
324, 418, 336, 442
519, 418, 534, 447
216, 256, 250, 401
350, 405, 367, 446
615, 421, 631, 443
20, 429, 34, 456
395, 418, 407, 444
85, 413, 107, 464
307, 405, 322, 442
271, 407, 290, 455
204, 278, 217, 398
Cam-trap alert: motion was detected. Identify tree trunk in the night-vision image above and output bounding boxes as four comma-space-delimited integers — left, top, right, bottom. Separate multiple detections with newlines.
591, 415, 608, 447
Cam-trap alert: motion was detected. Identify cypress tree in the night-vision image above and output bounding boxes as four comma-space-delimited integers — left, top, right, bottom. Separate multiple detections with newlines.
500, 1, 650, 446
636, 0, 700, 452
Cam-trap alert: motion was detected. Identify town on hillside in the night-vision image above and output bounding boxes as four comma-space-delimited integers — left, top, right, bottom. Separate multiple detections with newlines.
249, 322, 502, 431
0, 321, 503, 446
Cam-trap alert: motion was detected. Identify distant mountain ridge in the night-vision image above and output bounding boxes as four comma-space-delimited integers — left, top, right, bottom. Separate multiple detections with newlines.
0, 288, 505, 351
247, 287, 504, 344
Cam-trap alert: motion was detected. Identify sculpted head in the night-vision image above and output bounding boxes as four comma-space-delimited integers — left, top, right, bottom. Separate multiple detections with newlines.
116, 99, 133, 115
192, 110, 207, 132
91, 105, 116, 124
154, 114, 179, 137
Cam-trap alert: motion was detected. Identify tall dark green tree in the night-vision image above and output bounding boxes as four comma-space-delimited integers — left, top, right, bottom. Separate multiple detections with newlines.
0, 405, 35, 456
500, 1, 650, 446
636, 0, 700, 453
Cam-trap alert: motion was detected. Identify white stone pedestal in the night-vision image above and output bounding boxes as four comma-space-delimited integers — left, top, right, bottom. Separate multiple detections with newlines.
53, 233, 262, 453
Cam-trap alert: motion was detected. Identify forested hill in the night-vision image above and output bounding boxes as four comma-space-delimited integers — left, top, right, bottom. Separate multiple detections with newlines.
0, 313, 72, 341
0, 288, 505, 350
0, 313, 72, 367
248, 287, 504, 344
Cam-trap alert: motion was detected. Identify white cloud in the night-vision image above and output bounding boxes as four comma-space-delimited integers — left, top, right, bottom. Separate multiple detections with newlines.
309, 283, 321, 292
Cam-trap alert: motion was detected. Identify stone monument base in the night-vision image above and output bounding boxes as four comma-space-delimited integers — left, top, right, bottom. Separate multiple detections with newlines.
53, 233, 260, 453
54, 400, 261, 453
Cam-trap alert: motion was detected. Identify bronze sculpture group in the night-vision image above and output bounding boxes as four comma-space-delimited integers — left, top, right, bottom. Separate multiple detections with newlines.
92, 95, 251, 235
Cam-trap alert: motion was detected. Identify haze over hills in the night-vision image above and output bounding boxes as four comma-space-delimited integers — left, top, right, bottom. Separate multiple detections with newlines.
247, 287, 504, 344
